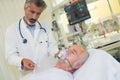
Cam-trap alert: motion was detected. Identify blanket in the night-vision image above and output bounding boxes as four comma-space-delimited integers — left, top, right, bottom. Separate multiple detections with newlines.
21, 68, 73, 80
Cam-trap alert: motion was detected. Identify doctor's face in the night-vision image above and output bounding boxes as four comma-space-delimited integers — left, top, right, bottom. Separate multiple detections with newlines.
24, 3, 44, 26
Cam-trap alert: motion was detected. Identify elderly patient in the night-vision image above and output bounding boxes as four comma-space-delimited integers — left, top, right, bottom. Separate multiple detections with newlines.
21, 45, 120, 80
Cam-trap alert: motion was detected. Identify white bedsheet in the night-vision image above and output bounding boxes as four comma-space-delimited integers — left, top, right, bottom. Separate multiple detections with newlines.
73, 49, 120, 80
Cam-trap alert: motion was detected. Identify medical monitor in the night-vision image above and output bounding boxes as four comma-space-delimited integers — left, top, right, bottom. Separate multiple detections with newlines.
64, 0, 91, 25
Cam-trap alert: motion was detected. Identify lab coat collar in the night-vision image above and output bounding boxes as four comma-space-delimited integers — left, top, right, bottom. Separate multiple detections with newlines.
20, 18, 40, 44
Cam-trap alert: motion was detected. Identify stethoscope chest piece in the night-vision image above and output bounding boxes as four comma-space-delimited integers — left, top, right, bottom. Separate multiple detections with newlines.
23, 38, 27, 44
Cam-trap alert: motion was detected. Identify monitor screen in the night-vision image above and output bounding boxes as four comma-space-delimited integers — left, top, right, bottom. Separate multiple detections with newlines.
64, 0, 91, 25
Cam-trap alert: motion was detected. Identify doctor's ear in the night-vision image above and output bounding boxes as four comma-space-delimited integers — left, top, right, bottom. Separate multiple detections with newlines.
24, 5, 26, 11
24, 5, 29, 11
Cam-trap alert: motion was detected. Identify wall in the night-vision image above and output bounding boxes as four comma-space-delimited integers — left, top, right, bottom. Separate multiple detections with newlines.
0, 0, 52, 80
87, 0, 111, 20
109, 0, 120, 14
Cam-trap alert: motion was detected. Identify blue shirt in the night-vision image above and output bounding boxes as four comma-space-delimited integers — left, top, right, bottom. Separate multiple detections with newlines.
26, 25, 36, 37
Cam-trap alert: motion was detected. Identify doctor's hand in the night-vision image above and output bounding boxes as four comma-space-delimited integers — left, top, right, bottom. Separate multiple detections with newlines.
21, 58, 35, 70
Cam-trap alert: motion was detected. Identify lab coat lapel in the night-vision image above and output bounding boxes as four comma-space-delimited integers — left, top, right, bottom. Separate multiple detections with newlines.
33, 23, 49, 63
31, 22, 41, 63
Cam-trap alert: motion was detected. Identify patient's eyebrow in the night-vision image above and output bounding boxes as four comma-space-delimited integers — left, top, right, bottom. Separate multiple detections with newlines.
71, 49, 77, 55
73, 49, 77, 54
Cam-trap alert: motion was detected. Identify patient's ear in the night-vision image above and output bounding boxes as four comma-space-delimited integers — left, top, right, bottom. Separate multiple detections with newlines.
73, 62, 83, 69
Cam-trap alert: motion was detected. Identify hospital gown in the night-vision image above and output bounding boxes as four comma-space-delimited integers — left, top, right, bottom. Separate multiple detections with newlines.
73, 49, 120, 80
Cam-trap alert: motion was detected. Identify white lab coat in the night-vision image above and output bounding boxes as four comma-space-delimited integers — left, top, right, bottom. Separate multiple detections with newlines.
5, 18, 58, 73
73, 49, 120, 80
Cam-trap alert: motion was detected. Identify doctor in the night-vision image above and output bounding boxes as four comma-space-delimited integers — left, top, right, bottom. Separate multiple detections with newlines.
5, 0, 58, 75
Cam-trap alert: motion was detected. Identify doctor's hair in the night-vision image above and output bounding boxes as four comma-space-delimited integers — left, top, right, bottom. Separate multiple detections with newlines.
25, 0, 47, 9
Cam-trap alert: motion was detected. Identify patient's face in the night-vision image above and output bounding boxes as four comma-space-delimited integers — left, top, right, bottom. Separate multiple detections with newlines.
67, 45, 88, 69
67, 48, 80, 66
56, 45, 86, 72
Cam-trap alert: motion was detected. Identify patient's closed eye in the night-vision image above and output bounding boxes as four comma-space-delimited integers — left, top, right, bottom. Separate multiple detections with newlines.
71, 49, 77, 56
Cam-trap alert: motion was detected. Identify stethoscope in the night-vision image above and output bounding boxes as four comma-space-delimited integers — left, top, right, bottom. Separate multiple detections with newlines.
19, 19, 47, 44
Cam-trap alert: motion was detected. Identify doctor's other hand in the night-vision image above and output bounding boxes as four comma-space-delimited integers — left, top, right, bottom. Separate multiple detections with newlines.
21, 58, 35, 70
